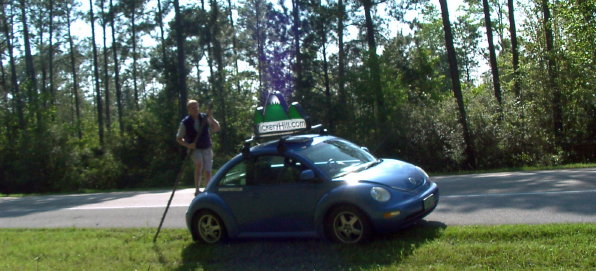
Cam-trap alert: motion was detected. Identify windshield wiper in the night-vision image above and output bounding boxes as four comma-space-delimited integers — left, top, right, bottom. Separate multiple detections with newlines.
363, 159, 382, 170
334, 160, 381, 178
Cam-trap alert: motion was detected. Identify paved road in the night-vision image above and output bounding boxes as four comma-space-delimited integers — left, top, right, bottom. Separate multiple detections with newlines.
427, 168, 596, 225
1, 168, 595, 229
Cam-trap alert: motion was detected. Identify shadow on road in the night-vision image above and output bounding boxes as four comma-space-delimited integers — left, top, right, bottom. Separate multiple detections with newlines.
434, 168, 596, 216
173, 220, 446, 271
0, 190, 171, 218
434, 168, 596, 195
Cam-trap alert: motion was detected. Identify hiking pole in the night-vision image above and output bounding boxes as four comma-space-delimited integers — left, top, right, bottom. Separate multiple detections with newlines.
153, 108, 211, 243
152, 151, 190, 243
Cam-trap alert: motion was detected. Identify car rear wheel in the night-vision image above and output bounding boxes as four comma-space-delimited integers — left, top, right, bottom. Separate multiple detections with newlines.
326, 205, 372, 244
193, 210, 226, 244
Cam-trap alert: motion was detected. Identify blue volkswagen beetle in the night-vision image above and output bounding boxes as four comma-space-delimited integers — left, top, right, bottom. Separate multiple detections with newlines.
186, 133, 438, 244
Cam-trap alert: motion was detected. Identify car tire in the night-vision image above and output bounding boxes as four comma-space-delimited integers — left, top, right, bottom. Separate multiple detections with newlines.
193, 210, 227, 244
326, 205, 372, 244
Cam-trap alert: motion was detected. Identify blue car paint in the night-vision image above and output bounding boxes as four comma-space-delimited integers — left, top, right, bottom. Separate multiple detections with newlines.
310, 175, 438, 235
186, 134, 439, 241
187, 192, 241, 239
330, 158, 440, 232
186, 150, 333, 239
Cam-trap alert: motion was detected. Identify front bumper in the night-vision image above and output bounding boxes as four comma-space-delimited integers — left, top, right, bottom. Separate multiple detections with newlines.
369, 182, 439, 233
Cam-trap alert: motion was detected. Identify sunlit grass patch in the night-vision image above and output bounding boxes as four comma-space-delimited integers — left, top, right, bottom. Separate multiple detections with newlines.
1, 224, 594, 270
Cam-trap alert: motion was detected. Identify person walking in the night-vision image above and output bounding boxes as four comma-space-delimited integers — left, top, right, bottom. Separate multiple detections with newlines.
176, 100, 220, 196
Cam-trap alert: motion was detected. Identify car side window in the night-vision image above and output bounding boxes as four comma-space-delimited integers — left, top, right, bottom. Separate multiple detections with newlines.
219, 161, 247, 186
278, 157, 305, 184
251, 155, 283, 185
249, 155, 305, 185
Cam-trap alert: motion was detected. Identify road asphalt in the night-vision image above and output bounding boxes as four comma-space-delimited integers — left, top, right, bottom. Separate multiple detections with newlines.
1, 168, 595, 228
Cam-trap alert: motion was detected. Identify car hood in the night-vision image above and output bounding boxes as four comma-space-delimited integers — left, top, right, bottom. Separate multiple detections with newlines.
337, 159, 427, 191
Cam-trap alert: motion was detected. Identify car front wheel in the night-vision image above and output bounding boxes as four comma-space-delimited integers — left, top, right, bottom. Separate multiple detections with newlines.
326, 205, 372, 244
193, 210, 226, 244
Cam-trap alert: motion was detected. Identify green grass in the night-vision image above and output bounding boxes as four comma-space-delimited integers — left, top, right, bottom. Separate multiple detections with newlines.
1, 224, 594, 270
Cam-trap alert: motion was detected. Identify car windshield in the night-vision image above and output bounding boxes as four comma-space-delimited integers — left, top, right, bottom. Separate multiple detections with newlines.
297, 138, 377, 178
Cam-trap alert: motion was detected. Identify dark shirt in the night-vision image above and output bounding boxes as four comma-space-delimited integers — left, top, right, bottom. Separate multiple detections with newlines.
182, 113, 211, 149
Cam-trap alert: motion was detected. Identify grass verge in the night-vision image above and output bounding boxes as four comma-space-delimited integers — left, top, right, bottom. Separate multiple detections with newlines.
1, 223, 594, 270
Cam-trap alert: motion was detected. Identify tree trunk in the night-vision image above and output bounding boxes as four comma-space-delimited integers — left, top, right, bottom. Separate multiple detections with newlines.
48, 0, 55, 105
201, 0, 216, 97
131, 1, 139, 110
194, 56, 202, 91
210, 0, 229, 152
66, 3, 82, 139
541, 0, 562, 145
0, 58, 10, 141
38, 12, 48, 108
360, 0, 385, 128
101, 0, 111, 132
322, 36, 332, 130
507, 0, 520, 99
19, 0, 36, 88
19, 0, 40, 126
1, 2, 24, 129
89, 0, 105, 147
109, 0, 124, 136
157, 0, 177, 107
226, 0, 242, 94
482, 0, 502, 106
337, 0, 346, 125
439, 0, 476, 169
157, 0, 168, 69
173, 0, 188, 117
292, 0, 303, 98
256, 1, 265, 95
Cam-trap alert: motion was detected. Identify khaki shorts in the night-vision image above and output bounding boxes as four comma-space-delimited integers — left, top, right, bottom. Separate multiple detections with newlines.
191, 147, 213, 171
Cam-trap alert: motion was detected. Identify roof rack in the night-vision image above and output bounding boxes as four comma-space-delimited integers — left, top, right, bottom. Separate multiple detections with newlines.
242, 123, 328, 156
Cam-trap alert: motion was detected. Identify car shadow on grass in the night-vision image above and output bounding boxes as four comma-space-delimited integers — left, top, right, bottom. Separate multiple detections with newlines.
174, 220, 446, 271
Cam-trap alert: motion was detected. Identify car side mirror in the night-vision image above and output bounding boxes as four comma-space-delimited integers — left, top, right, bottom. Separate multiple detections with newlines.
299, 169, 319, 182
361, 146, 370, 153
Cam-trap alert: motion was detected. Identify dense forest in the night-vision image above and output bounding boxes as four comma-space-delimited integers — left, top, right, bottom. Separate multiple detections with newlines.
0, 0, 594, 194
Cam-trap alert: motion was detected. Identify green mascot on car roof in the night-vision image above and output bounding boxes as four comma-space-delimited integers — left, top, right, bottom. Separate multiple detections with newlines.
253, 91, 310, 138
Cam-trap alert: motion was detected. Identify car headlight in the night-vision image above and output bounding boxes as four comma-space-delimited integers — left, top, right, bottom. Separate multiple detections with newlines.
370, 187, 391, 202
